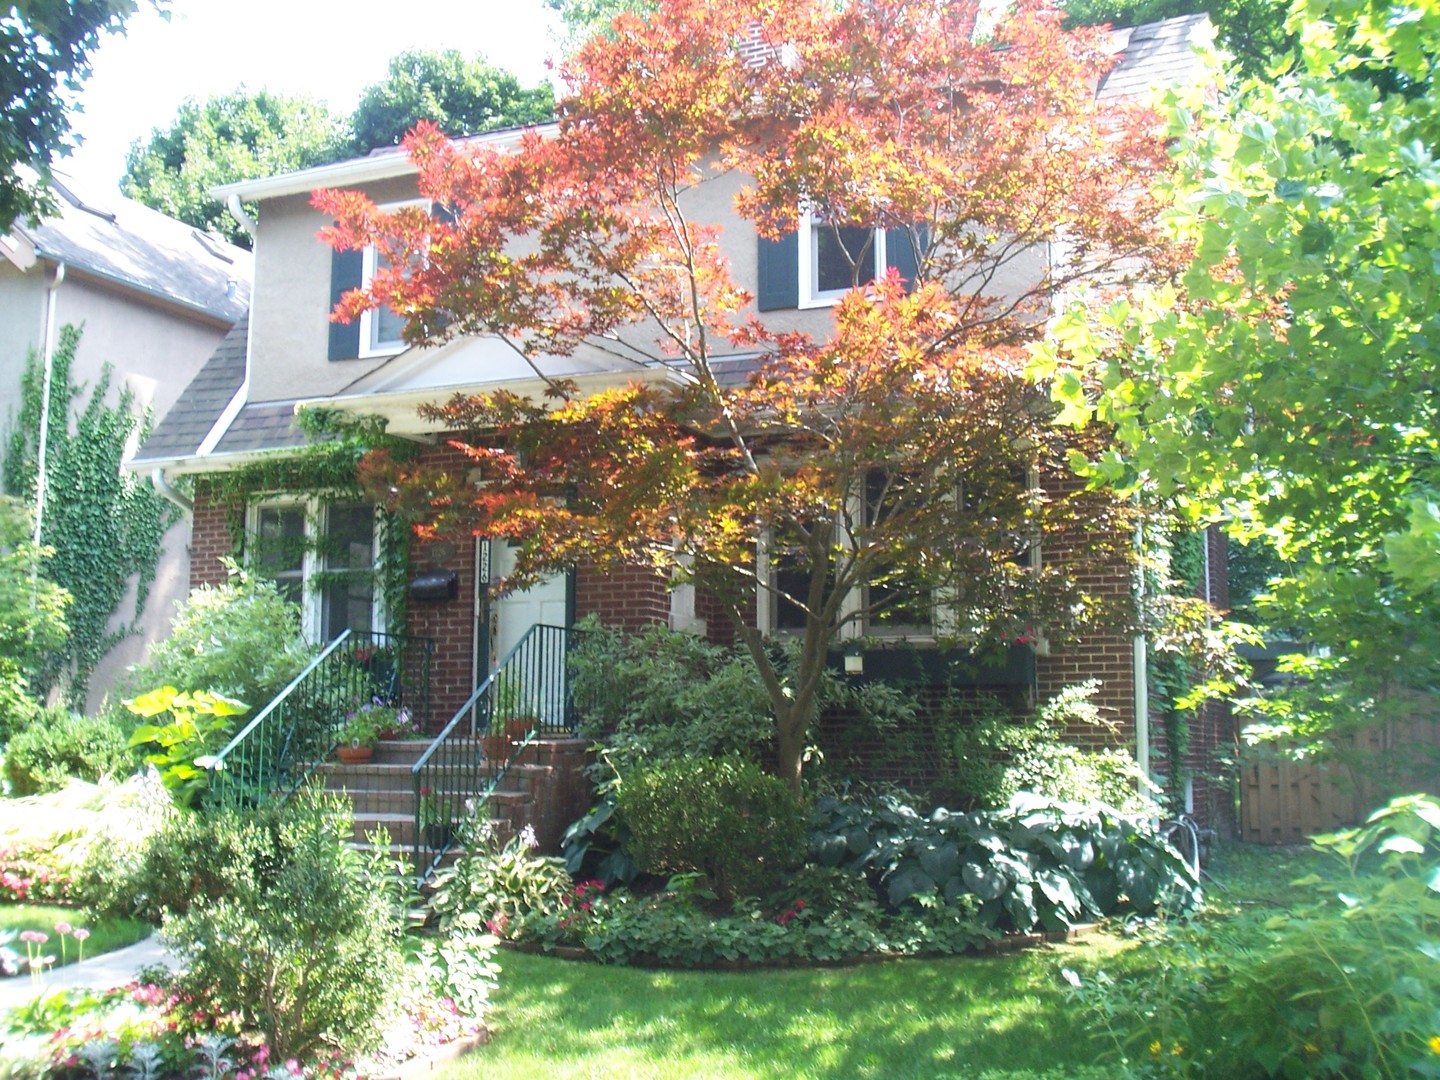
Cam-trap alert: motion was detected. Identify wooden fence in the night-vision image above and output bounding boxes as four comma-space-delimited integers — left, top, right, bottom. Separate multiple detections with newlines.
1240, 718, 1440, 845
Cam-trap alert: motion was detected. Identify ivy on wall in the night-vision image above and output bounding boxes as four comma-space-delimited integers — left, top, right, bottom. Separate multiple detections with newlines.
2, 325, 172, 706
199, 408, 418, 638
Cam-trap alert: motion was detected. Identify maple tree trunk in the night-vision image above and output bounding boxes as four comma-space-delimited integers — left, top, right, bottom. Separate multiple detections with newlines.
774, 705, 808, 797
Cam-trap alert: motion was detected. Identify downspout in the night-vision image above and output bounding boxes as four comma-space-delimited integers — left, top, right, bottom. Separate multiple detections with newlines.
226, 194, 257, 240
150, 467, 193, 516
1133, 515, 1150, 780
32, 260, 65, 552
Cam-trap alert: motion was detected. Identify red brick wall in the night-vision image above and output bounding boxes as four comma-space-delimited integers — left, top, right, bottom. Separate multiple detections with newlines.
405, 530, 477, 732
189, 479, 240, 588
574, 559, 670, 631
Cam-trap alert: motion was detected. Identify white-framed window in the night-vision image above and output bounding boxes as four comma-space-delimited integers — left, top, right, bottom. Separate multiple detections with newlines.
357, 198, 428, 359
798, 210, 887, 308
248, 498, 383, 642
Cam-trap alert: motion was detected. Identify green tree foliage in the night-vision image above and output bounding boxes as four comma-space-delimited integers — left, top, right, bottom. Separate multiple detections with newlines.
0, 0, 152, 231
543, 0, 653, 45
1036, 0, 1440, 750
0, 497, 70, 736
2, 325, 170, 706
348, 49, 554, 154
122, 89, 348, 248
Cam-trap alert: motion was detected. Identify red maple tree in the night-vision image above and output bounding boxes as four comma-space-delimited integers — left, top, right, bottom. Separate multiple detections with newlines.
316, 0, 1172, 790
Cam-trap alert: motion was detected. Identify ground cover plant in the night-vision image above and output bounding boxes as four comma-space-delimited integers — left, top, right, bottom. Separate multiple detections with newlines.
1066, 796, 1440, 1078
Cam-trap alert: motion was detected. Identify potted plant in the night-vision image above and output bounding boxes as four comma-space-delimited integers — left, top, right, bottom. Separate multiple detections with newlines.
481, 713, 512, 762
336, 707, 381, 764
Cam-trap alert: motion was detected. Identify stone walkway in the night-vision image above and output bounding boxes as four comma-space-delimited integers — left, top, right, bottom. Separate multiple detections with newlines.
0, 935, 176, 1012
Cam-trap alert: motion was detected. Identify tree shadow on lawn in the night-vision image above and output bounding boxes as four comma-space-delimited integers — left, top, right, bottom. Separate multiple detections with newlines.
440, 938, 1141, 1080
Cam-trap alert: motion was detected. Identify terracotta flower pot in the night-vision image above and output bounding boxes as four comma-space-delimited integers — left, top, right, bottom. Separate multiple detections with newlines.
336, 744, 374, 765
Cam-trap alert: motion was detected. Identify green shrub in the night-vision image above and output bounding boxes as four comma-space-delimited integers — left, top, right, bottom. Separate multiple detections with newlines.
1207, 795, 1440, 1076
3, 707, 129, 794
569, 619, 775, 773
117, 563, 310, 720
429, 821, 573, 937
935, 683, 1157, 816
809, 792, 1201, 933
123, 686, 249, 808
162, 788, 406, 1062
96, 791, 284, 923
619, 756, 808, 901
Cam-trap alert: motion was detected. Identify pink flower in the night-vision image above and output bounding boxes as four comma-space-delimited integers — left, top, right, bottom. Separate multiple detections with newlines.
55, 922, 72, 935
73, 928, 90, 941
19, 930, 47, 943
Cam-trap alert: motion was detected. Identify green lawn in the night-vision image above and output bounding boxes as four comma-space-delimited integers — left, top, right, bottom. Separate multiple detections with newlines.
439, 842, 1324, 1080
0, 904, 149, 969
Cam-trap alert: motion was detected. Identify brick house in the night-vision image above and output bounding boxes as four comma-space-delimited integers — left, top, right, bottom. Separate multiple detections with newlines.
130, 13, 1232, 828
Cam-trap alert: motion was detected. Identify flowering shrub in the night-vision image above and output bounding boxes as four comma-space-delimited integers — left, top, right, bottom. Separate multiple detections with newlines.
0, 838, 73, 902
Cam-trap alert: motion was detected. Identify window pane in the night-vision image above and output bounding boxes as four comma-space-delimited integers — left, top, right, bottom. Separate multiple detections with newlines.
321, 504, 375, 641
813, 223, 876, 295
369, 250, 406, 348
372, 303, 406, 348
863, 470, 931, 634
256, 506, 305, 608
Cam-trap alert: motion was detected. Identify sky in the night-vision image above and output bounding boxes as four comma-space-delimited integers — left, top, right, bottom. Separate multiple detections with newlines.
63, 0, 565, 190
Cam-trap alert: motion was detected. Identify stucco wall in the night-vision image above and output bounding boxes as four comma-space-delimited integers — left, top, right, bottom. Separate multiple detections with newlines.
0, 266, 230, 710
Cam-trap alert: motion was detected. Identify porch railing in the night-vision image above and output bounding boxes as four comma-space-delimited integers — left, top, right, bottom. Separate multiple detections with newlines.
412, 623, 585, 879
207, 630, 434, 809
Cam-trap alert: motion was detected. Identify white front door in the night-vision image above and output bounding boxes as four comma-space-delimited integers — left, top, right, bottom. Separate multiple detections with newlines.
487, 541, 569, 666
474, 538, 570, 730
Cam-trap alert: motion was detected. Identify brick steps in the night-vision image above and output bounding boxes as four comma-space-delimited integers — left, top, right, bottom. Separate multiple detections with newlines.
316, 737, 592, 878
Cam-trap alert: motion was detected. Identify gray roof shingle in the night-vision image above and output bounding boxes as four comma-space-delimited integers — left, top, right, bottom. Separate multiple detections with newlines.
211, 402, 310, 456
13, 171, 252, 323
1099, 13, 1211, 100
133, 313, 249, 463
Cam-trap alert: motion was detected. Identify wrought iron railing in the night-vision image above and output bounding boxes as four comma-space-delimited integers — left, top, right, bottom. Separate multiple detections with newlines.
207, 630, 434, 809
412, 623, 585, 878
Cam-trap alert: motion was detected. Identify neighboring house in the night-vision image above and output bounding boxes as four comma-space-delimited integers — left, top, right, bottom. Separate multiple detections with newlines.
0, 171, 253, 709
131, 15, 1230, 822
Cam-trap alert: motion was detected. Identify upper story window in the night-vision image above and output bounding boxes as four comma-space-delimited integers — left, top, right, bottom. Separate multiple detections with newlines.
359, 246, 408, 357
327, 198, 429, 362
757, 215, 922, 312
799, 213, 885, 307
247, 498, 381, 642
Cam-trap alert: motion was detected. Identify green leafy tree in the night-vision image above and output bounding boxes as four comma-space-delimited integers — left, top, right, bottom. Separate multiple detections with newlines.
122, 89, 348, 248
0, 496, 70, 736
348, 49, 554, 154
1036, 0, 1440, 752
544, 0, 653, 45
3, 325, 171, 706
0, 0, 154, 231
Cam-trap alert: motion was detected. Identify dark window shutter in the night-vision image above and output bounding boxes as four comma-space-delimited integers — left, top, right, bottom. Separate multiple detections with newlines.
328, 247, 364, 361
757, 229, 799, 311
885, 225, 925, 293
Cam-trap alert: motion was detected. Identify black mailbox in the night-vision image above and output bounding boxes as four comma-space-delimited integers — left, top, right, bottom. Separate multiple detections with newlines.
409, 568, 458, 603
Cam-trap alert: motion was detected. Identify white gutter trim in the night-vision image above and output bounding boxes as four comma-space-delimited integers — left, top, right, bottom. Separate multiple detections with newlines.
150, 467, 193, 515
210, 123, 555, 204
1133, 517, 1150, 779
225, 194, 257, 240
33, 260, 65, 548
197, 379, 249, 458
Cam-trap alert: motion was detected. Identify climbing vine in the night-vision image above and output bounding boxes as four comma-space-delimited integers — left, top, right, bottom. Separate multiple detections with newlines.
200, 407, 418, 638
2, 325, 171, 706
1144, 525, 1256, 814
